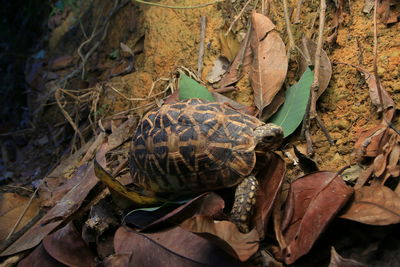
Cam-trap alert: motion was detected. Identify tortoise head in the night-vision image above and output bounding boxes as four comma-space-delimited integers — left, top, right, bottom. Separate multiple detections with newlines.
253, 123, 284, 151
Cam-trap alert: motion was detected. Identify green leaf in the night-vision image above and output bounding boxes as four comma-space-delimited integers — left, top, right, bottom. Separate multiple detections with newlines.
179, 73, 215, 101
269, 67, 313, 137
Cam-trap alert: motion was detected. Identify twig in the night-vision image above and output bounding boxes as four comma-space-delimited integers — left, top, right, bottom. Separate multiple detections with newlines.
282, 0, 308, 60
225, 0, 252, 36
283, 0, 296, 50
55, 88, 85, 147
373, 0, 384, 113
309, 0, 326, 119
197, 16, 207, 78
294, 0, 304, 24
5, 180, 44, 240
305, 0, 333, 155
134, 0, 223, 9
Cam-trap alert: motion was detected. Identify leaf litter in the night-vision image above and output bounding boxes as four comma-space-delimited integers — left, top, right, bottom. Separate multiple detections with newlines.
1, 0, 400, 266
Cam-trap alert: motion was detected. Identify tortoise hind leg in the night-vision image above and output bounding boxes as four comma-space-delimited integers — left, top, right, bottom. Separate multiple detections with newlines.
230, 175, 259, 233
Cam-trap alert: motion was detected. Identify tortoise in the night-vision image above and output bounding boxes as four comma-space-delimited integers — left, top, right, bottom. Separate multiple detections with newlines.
128, 98, 283, 232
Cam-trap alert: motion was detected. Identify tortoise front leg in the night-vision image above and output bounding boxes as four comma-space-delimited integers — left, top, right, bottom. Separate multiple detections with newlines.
230, 175, 259, 233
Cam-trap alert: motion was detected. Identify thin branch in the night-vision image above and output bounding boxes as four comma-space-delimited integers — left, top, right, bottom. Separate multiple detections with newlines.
225, 0, 252, 36
197, 15, 207, 78
373, 0, 384, 112
5, 180, 44, 240
294, 0, 304, 24
282, 0, 308, 60
309, 0, 326, 119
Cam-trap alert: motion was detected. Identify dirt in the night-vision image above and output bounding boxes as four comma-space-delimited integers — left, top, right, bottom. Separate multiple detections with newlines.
95, 0, 400, 175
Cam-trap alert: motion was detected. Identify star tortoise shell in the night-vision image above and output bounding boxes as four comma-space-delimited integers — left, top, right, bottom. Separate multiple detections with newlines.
129, 98, 274, 195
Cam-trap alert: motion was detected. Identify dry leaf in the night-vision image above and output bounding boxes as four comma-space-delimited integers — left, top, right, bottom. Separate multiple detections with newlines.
181, 215, 259, 262
49, 55, 74, 70
250, 12, 288, 114
340, 185, 400, 225
329, 246, 366, 267
113, 226, 245, 266
299, 36, 332, 99
206, 56, 230, 84
124, 192, 224, 231
219, 31, 241, 62
220, 30, 252, 88
18, 243, 66, 267
354, 124, 388, 159
0, 193, 40, 242
0, 143, 108, 256
358, 68, 394, 114
276, 172, 353, 264
42, 222, 96, 267
253, 153, 286, 239
259, 89, 285, 121
212, 92, 257, 115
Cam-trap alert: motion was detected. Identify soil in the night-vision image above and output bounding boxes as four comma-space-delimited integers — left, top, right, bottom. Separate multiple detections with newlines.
1, 0, 400, 265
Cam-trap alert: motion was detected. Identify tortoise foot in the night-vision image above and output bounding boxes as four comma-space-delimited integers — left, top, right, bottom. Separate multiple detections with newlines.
230, 175, 259, 233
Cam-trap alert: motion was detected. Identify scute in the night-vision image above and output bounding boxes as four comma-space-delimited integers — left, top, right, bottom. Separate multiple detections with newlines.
129, 98, 262, 194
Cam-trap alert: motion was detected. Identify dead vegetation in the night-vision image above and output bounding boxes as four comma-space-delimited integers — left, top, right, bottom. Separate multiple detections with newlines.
1, 0, 400, 265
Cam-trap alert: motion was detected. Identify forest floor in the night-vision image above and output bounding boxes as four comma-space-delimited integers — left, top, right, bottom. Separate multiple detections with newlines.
1, 0, 400, 266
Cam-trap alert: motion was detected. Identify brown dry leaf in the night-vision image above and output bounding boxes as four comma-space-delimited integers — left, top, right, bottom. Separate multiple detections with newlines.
354, 124, 388, 159
259, 89, 285, 121
102, 254, 130, 267
377, 0, 400, 24
49, 55, 74, 70
206, 56, 230, 84
253, 153, 286, 239
0, 143, 108, 256
250, 12, 288, 115
219, 31, 241, 62
0, 192, 40, 242
299, 36, 332, 99
329, 246, 366, 267
124, 192, 224, 231
275, 172, 353, 264
107, 116, 138, 150
42, 222, 96, 267
387, 142, 400, 177
181, 215, 259, 262
372, 132, 397, 179
113, 226, 246, 266
212, 92, 257, 116
340, 185, 400, 225
220, 30, 252, 88
359, 68, 394, 114
18, 243, 67, 267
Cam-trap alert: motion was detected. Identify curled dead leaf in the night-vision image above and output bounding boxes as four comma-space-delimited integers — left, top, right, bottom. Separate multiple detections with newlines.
329, 246, 366, 267
220, 29, 252, 88
275, 171, 353, 264
113, 226, 246, 266
340, 185, 400, 225
181, 215, 259, 262
0, 143, 109, 257
250, 12, 288, 115
252, 153, 286, 239
42, 222, 96, 267
299, 36, 332, 99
